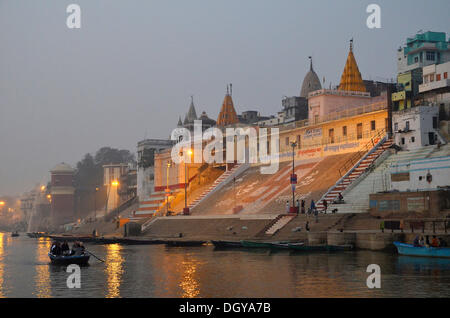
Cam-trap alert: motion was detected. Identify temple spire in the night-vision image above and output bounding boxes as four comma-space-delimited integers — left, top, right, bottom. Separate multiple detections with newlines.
309, 56, 313, 71
338, 39, 366, 92
217, 86, 239, 127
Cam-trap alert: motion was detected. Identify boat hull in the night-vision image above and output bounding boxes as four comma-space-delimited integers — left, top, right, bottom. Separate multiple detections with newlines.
48, 253, 90, 265
211, 240, 242, 248
394, 242, 450, 258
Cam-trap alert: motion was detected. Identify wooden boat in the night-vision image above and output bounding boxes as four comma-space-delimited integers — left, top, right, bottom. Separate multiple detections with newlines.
211, 240, 242, 248
287, 244, 353, 251
393, 242, 450, 258
11, 232, 19, 237
269, 242, 304, 249
240, 240, 274, 248
166, 240, 206, 247
48, 253, 90, 265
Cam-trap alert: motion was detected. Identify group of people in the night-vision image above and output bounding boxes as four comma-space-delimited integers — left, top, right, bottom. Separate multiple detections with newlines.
413, 235, 447, 248
286, 194, 343, 215
50, 241, 86, 256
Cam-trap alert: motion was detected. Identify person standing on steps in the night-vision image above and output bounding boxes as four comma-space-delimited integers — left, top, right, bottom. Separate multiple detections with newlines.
286, 201, 290, 213
323, 199, 328, 214
301, 200, 305, 214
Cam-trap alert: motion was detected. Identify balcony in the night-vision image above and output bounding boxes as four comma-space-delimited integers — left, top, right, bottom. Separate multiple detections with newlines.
419, 79, 450, 93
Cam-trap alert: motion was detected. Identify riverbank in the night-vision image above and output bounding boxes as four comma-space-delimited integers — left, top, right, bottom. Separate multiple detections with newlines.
49, 212, 450, 250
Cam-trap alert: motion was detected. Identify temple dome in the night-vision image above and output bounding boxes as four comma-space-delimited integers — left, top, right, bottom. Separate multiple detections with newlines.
50, 162, 74, 173
300, 58, 322, 98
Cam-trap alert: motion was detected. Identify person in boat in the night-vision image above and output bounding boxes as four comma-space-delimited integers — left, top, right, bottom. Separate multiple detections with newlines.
71, 241, 85, 256
439, 237, 447, 247
61, 241, 70, 255
425, 235, 430, 246
419, 236, 425, 246
413, 235, 421, 247
50, 241, 62, 256
431, 236, 440, 247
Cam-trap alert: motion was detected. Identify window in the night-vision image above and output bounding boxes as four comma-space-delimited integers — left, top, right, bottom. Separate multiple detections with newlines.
436, 74, 441, 81
394, 123, 398, 131
342, 126, 347, 137
296, 135, 301, 148
401, 137, 405, 145
405, 121, 410, 131
424, 75, 428, 83
285, 137, 289, 146
426, 51, 435, 61
329, 129, 335, 144
371, 120, 376, 131
430, 74, 434, 82
433, 116, 438, 129
411, 136, 415, 143
357, 123, 363, 139
414, 56, 419, 63
444, 72, 448, 79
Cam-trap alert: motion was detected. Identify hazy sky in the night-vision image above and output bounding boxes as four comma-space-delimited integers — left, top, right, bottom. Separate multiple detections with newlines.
1, 0, 449, 196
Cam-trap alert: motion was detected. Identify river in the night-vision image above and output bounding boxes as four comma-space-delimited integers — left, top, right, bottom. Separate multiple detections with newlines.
0, 233, 449, 298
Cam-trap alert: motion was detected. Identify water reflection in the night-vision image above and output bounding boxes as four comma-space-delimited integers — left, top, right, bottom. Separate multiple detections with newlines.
34, 237, 51, 298
179, 259, 201, 298
105, 244, 124, 298
0, 233, 5, 297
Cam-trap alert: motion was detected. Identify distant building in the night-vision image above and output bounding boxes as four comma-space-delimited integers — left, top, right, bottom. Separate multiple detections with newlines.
137, 139, 174, 200
418, 61, 450, 119
178, 96, 216, 131
392, 105, 444, 150
393, 31, 450, 111
50, 162, 75, 227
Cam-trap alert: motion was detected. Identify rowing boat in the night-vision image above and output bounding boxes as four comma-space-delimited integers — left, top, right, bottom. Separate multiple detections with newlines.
393, 241, 450, 258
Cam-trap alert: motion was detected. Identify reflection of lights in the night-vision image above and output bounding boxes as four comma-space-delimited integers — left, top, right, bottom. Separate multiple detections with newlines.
0, 233, 4, 297
180, 260, 200, 298
105, 244, 124, 298
34, 237, 51, 298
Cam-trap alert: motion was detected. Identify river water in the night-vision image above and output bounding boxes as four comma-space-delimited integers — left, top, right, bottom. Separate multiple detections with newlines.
0, 233, 449, 298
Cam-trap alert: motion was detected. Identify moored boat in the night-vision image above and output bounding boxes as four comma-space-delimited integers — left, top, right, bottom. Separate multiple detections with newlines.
166, 240, 206, 247
240, 240, 274, 248
48, 253, 90, 265
269, 242, 304, 249
11, 232, 19, 237
393, 241, 450, 258
211, 240, 242, 248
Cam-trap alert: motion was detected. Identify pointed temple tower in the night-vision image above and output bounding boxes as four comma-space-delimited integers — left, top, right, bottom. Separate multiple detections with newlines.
307, 39, 371, 124
217, 84, 239, 127
338, 39, 366, 92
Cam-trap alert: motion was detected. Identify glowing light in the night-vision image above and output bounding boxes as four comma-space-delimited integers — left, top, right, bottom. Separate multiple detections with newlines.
0, 201, 4, 206
40, 185, 46, 192
111, 180, 119, 187
46, 194, 51, 200
187, 149, 193, 156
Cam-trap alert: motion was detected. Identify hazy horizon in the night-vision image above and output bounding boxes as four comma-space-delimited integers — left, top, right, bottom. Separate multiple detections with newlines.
1, 0, 450, 196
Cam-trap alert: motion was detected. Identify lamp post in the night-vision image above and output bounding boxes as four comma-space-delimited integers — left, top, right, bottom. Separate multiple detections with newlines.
166, 162, 171, 215
290, 141, 298, 214
183, 149, 193, 215
94, 187, 99, 221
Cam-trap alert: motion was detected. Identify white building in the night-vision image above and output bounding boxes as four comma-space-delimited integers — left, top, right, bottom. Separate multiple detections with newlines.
392, 105, 444, 150
137, 139, 174, 201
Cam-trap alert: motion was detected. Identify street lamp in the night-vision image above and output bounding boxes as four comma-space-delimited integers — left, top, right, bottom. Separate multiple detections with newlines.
290, 141, 298, 214
166, 162, 171, 215
94, 187, 99, 221
183, 149, 193, 215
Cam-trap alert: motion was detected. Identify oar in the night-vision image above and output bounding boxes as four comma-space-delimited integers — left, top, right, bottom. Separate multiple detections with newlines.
85, 250, 105, 263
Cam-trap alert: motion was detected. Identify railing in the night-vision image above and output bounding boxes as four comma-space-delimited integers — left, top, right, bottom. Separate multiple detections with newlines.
279, 101, 387, 131
338, 128, 387, 177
